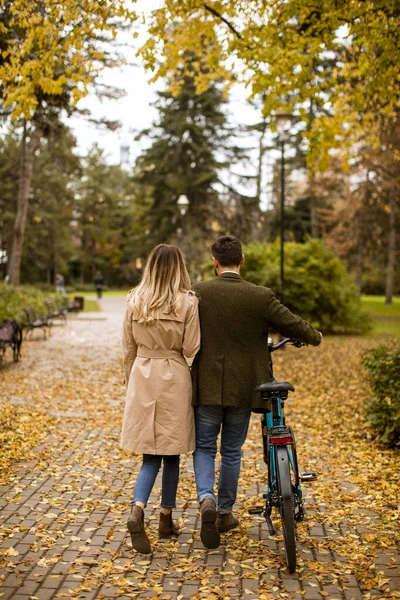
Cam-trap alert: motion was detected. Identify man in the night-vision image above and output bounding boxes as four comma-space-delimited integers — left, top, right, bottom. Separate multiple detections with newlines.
94, 271, 104, 299
192, 235, 322, 549
55, 273, 66, 296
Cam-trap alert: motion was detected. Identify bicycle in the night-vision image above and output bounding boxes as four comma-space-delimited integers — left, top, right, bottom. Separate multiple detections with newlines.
250, 337, 317, 573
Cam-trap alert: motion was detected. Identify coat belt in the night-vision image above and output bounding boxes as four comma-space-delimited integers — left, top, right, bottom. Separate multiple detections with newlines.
137, 348, 183, 359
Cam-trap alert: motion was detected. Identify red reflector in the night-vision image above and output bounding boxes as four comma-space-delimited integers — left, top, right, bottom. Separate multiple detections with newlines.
269, 436, 292, 445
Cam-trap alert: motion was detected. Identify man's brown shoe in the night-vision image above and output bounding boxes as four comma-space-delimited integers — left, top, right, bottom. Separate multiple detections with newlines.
127, 505, 151, 554
200, 498, 220, 549
159, 512, 179, 538
216, 513, 239, 533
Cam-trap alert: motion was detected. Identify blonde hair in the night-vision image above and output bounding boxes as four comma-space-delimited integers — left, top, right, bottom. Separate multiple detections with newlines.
130, 244, 191, 324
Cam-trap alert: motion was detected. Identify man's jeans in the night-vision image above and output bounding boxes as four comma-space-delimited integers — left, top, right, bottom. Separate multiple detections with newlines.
193, 406, 251, 514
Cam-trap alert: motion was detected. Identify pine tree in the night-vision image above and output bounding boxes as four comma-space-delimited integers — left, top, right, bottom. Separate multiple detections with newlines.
132, 64, 246, 265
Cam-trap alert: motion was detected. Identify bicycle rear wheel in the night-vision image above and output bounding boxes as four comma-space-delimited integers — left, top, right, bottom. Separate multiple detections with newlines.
275, 445, 296, 573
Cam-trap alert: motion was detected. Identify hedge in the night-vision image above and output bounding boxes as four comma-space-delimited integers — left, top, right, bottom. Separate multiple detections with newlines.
362, 340, 400, 447
0, 283, 65, 324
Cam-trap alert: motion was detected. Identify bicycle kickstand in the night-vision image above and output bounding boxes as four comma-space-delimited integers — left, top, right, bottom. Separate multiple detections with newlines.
265, 506, 276, 536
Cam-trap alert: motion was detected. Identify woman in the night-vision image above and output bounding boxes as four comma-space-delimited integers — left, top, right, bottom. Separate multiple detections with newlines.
121, 244, 200, 554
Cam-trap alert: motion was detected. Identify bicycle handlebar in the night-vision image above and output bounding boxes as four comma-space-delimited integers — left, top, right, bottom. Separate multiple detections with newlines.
270, 338, 305, 352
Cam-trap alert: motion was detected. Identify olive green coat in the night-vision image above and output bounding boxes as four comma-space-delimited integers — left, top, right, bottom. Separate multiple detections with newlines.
192, 272, 321, 410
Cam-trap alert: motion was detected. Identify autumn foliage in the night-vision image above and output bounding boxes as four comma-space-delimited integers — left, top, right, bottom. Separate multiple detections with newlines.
139, 0, 400, 168
0, 0, 134, 119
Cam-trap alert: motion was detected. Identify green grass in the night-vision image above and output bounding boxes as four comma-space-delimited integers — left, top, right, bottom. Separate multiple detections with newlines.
83, 299, 100, 312
361, 295, 400, 337
68, 295, 100, 312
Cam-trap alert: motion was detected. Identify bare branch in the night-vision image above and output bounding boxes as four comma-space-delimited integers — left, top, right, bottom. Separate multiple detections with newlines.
203, 4, 243, 39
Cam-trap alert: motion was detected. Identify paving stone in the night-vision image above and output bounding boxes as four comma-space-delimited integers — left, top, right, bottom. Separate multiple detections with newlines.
341, 574, 359, 587
242, 577, 260, 592
0, 587, 20, 600
41, 575, 64, 589
2, 573, 23, 588
163, 577, 180, 591
343, 589, 364, 600
180, 583, 200, 596
10, 580, 41, 596
388, 576, 400, 590
304, 590, 325, 600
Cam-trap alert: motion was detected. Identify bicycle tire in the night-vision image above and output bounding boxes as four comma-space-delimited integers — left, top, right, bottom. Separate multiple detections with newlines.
275, 445, 296, 573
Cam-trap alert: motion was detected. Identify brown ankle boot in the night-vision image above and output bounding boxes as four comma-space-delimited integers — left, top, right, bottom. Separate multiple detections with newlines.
216, 512, 239, 533
127, 505, 151, 554
200, 498, 220, 549
159, 512, 179, 537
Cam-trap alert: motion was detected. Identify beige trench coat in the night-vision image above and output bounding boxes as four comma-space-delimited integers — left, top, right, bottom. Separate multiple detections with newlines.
121, 290, 200, 455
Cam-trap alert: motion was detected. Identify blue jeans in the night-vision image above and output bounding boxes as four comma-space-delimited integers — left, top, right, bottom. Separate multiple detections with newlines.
193, 406, 251, 514
133, 454, 180, 509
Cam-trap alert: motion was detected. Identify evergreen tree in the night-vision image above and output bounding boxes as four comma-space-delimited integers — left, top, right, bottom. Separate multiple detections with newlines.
74, 146, 137, 287
132, 63, 247, 265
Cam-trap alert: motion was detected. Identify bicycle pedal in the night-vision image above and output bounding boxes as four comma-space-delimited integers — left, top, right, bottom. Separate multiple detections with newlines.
248, 506, 264, 515
300, 472, 318, 482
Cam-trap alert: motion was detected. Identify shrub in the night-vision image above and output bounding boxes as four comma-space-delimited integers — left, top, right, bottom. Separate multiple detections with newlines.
0, 283, 64, 324
238, 238, 371, 334
362, 340, 400, 447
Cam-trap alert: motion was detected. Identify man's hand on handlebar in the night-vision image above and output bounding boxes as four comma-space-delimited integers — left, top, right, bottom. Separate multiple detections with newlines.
270, 338, 306, 352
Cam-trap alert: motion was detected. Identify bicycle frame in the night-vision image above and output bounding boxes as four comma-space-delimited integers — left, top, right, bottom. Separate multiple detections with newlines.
251, 337, 317, 572
260, 392, 304, 530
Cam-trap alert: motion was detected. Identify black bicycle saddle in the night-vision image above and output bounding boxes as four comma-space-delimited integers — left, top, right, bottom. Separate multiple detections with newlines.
255, 381, 295, 394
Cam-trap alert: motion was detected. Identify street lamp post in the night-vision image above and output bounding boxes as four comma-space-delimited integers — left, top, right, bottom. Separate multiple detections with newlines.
274, 110, 292, 304
177, 194, 189, 241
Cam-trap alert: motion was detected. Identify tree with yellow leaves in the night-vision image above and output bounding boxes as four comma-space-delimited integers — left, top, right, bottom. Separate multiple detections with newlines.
138, 0, 399, 302
139, 1, 399, 164
0, 0, 135, 285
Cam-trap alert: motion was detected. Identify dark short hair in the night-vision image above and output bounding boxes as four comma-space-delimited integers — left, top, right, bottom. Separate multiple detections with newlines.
211, 236, 243, 267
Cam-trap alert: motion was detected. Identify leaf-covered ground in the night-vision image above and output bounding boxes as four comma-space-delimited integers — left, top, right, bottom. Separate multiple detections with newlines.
0, 303, 399, 600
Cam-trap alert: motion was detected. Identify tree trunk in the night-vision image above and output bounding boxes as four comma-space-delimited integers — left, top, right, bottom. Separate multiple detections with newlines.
50, 226, 56, 285
80, 260, 85, 285
310, 189, 319, 238
356, 231, 363, 292
254, 120, 267, 240
7, 122, 42, 285
256, 124, 266, 205
385, 190, 396, 304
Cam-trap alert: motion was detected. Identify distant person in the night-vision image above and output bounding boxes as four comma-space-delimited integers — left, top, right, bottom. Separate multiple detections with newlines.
94, 271, 104, 298
121, 244, 200, 554
55, 273, 66, 296
191, 235, 322, 549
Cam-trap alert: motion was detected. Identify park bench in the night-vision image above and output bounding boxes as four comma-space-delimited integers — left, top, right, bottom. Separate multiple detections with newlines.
0, 319, 22, 366
61, 296, 81, 313
22, 306, 51, 339
45, 299, 68, 324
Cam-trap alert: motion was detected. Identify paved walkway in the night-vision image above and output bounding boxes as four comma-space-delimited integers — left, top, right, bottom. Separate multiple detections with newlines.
0, 300, 398, 600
